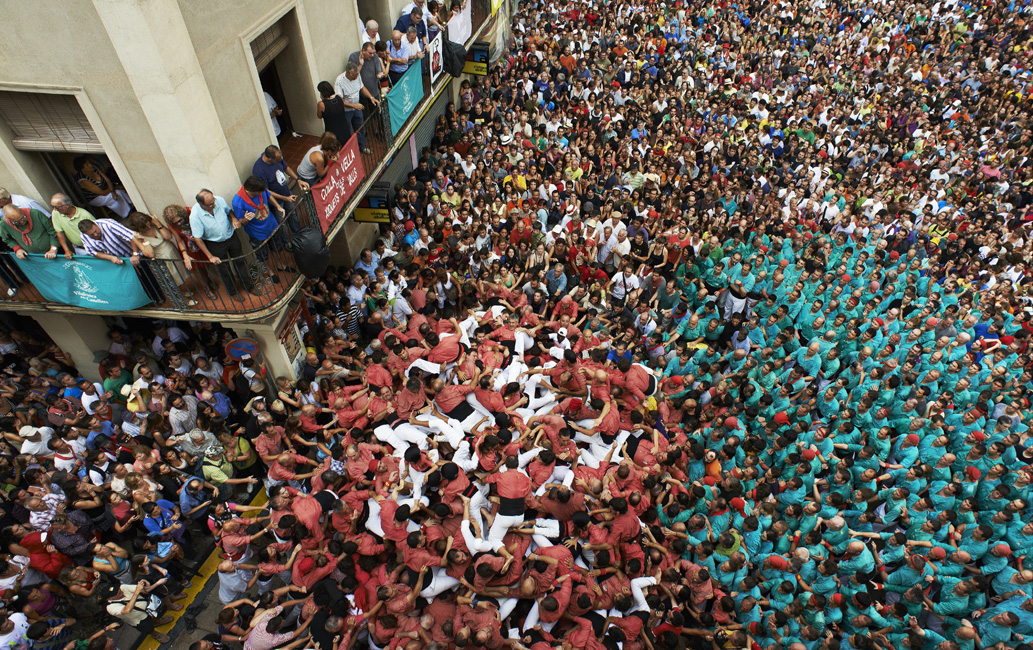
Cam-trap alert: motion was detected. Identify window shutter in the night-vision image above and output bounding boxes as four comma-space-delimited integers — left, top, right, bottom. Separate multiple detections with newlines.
0, 91, 104, 153
251, 20, 289, 72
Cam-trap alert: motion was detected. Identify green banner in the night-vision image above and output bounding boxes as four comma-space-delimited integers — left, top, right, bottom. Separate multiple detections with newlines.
387, 64, 424, 136
15, 254, 152, 310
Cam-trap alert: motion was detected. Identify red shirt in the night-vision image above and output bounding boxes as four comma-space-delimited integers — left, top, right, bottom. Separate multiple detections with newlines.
568, 617, 607, 650
539, 577, 572, 623
436, 384, 474, 412
475, 386, 506, 412
485, 469, 532, 499
379, 500, 410, 543
428, 336, 463, 363
393, 387, 426, 420
366, 364, 393, 388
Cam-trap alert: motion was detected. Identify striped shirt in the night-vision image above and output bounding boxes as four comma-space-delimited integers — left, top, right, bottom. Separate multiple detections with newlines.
81, 218, 135, 258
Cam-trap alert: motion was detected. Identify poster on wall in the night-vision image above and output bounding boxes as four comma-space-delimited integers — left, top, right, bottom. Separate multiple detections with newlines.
311, 133, 365, 233
447, 1, 472, 44
428, 32, 444, 84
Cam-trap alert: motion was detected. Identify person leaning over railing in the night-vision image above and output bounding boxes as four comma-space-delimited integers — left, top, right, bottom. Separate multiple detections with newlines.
232, 176, 294, 284
295, 132, 341, 187
162, 204, 219, 300
0, 204, 61, 260
125, 212, 199, 307
189, 190, 258, 303
78, 218, 164, 303
348, 43, 387, 117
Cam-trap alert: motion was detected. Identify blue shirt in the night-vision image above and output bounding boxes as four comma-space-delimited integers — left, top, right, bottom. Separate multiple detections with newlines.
546, 269, 567, 296
355, 253, 381, 277
179, 485, 210, 520
395, 14, 427, 43
204, 391, 234, 420
231, 190, 279, 243
252, 155, 291, 199
190, 197, 236, 243
142, 499, 178, 537
388, 39, 411, 73
86, 421, 115, 450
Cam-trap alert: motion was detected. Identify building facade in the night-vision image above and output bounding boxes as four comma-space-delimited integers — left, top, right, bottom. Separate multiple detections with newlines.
0, 0, 504, 382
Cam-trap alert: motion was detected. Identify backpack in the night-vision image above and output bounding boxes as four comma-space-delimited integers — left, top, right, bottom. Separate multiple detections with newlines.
232, 371, 250, 396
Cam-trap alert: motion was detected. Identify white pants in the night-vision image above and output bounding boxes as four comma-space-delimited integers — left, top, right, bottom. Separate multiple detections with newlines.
420, 567, 461, 598
89, 189, 133, 219
532, 518, 560, 547
724, 294, 747, 320
407, 358, 449, 380
461, 519, 502, 553
487, 512, 524, 545
452, 440, 480, 473
373, 422, 429, 450
523, 602, 558, 633
427, 414, 466, 447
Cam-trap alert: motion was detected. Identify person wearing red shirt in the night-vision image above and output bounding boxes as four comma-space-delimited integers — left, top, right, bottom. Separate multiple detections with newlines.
392, 377, 426, 421
364, 362, 393, 391
374, 484, 413, 544
551, 294, 579, 321
426, 331, 465, 365
483, 455, 531, 544
461, 602, 507, 649
612, 358, 659, 403
473, 375, 507, 415
527, 573, 572, 630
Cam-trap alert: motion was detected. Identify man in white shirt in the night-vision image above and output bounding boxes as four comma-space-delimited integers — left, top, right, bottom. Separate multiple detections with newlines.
610, 229, 632, 270
360, 19, 380, 44
264, 92, 281, 137
0, 189, 50, 216
608, 267, 641, 303
151, 324, 191, 357
17, 426, 53, 457
0, 611, 29, 650
77, 380, 106, 415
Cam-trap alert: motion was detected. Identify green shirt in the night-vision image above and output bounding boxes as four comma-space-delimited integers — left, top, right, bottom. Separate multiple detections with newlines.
0, 209, 58, 254
50, 206, 96, 248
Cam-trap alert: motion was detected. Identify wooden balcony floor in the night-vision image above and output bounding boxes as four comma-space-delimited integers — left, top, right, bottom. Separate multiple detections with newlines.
2, 249, 300, 317
282, 133, 322, 177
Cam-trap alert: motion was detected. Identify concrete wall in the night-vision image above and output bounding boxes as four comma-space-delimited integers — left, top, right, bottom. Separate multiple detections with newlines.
0, 1, 173, 211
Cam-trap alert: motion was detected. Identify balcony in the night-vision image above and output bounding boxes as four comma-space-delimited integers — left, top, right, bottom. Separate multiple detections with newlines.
0, 0, 496, 321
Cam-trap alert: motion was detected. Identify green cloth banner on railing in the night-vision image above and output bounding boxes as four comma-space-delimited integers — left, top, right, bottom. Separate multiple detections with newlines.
15, 254, 152, 310
387, 64, 424, 136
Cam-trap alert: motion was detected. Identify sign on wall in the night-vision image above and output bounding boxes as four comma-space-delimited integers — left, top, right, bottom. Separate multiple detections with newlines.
463, 42, 489, 75
386, 64, 423, 136
277, 303, 306, 378
15, 255, 151, 310
311, 133, 365, 233
354, 194, 391, 223
428, 32, 444, 85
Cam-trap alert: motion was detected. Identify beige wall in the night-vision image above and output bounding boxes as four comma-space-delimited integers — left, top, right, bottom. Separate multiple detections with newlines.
0, 1, 173, 211
0, 0, 365, 214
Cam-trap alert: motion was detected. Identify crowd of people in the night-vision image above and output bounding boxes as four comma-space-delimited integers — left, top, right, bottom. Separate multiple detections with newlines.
2, 0, 1033, 650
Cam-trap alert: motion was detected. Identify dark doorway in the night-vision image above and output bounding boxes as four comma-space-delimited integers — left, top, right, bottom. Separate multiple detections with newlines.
259, 61, 293, 144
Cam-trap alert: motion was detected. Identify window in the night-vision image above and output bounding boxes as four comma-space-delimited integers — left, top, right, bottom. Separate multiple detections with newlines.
0, 91, 103, 153
251, 19, 290, 72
